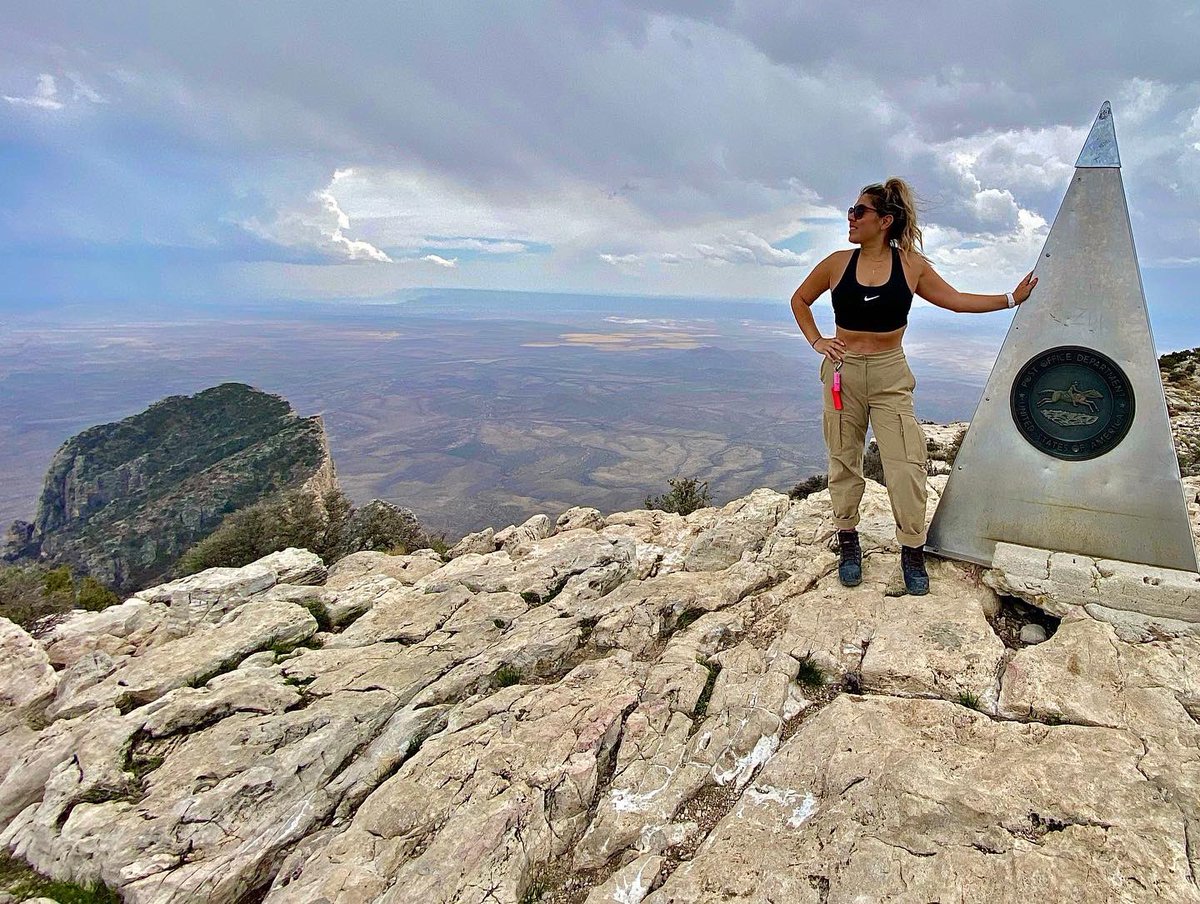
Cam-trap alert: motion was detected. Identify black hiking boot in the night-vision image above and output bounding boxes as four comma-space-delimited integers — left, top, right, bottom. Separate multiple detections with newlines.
901, 544, 930, 595
837, 530, 862, 587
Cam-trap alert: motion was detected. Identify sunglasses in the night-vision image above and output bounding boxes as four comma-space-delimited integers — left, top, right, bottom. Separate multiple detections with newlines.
847, 204, 882, 220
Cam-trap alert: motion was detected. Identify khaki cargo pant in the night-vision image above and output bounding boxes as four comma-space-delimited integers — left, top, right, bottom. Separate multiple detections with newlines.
819, 347, 928, 547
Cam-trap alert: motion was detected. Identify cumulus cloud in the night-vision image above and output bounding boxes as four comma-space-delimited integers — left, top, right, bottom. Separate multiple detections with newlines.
3, 71, 107, 110
65, 72, 106, 104
421, 254, 457, 268
693, 232, 810, 267
4, 73, 63, 109
245, 168, 392, 263
599, 252, 645, 269
924, 208, 1050, 288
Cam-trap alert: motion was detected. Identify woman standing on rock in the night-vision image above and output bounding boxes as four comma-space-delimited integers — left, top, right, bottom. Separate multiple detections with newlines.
790, 178, 1036, 594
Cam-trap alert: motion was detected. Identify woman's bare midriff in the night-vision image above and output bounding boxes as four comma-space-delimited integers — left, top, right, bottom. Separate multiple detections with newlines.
835, 325, 906, 354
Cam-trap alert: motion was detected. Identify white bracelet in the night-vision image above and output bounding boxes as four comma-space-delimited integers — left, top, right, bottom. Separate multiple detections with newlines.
1005, 292, 1015, 308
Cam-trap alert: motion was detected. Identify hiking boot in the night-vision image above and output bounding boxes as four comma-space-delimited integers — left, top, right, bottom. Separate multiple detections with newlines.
837, 530, 862, 587
901, 544, 929, 595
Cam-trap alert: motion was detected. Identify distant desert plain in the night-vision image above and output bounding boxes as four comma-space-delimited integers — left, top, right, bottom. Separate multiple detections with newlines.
0, 289, 1004, 540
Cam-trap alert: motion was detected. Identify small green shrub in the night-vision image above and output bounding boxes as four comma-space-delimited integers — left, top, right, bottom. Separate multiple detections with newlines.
0, 564, 77, 629
424, 534, 451, 558
956, 690, 982, 710
646, 477, 712, 515
493, 665, 522, 688
340, 499, 423, 556
1159, 348, 1199, 371
795, 655, 827, 688
578, 616, 598, 644
941, 431, 965, 468
789, 473, 828, 500
0, 852, 121, 904
42, 565, 74, 594
692, 660, 722, 721
180, 489, 435, 574
863, 445, 886, 485
520, 879, 549, 904
77, 576, 119, 612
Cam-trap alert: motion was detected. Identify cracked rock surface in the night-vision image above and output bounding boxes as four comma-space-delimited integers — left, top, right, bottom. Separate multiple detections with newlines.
2, 480, 1199, 903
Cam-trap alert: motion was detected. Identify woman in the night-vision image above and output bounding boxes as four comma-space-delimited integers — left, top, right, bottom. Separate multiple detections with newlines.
790, 178, 1036, 594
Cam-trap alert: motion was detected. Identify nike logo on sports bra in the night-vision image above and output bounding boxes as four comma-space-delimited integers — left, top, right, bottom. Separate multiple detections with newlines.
864, 294, 880, 301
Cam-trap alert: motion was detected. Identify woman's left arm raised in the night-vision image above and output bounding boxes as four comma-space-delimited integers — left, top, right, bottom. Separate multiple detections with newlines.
914, 256, 1037, 313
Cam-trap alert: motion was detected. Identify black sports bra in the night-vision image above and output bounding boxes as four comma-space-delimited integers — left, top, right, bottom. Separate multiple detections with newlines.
830, 247, 913, 332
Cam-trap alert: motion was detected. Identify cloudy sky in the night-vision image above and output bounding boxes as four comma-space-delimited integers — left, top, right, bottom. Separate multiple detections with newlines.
2, 2, 1199, 342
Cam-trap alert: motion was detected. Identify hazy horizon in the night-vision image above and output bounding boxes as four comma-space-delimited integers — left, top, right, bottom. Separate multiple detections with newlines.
2, 286, 1021, 538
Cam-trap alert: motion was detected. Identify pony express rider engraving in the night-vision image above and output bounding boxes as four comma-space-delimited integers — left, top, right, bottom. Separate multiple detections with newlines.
1010, 345, 1135, 461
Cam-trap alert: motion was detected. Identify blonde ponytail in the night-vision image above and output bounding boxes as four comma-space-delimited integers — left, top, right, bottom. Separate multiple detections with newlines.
861, 177, 924, 254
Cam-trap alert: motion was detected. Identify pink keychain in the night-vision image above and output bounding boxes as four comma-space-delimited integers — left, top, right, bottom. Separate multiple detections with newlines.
832, 361, 843, 410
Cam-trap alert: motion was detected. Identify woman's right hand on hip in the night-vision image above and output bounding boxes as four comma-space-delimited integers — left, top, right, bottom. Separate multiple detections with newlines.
813, 336, 846, 364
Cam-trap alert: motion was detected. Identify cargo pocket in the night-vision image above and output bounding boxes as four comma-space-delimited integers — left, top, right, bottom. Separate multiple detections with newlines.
900, 413, 927, 465
822, 407, 841, 449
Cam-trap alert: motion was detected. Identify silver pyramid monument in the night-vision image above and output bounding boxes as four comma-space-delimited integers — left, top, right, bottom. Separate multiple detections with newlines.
926, 102, 1198, 572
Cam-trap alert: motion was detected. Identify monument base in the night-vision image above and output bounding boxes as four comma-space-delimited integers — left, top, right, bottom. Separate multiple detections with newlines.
981, 540, 1200, 641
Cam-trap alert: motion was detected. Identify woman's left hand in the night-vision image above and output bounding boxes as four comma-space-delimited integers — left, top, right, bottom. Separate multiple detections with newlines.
1013, 271, 1038, 304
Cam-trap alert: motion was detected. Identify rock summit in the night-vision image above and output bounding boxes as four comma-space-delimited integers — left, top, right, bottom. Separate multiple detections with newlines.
3, 472, 1200, 903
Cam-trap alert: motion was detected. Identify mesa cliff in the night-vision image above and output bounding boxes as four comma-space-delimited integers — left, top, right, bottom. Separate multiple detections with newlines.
3, 383, 336, 592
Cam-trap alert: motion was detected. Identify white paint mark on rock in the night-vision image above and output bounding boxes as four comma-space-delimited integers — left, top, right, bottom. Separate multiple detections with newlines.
610, 775, 671, 813
713, 734, 779, 789
741, 784, 818, 828
613, 858, 655, 904
787, 791, 818, 827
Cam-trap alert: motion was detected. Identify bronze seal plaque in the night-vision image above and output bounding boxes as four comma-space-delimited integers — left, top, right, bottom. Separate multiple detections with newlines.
1010, 345, 1135, 461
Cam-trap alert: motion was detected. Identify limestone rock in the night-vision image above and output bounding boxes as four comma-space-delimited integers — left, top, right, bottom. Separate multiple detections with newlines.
0, 617, 57, 711
557, 506, 606, 534
860, 560, 1006, 710
600, 508, 717, 576
48, 599, 318, 719
987, 541, 1200, 631
261, 655, 639, 904
416, 529, 637, 601
1020, 623, 1048, 644
684, 488, 789, 572
249, 547, 327, 585
448, 526, 497, 558
584, 854, 665, 904
137, 667, 301, 738
645, 696, 1199, 903
39, 599, 168, 669
305, 574, 397, 627
501, 513, 553, 553
3, 469, 1200, 904
53, 651, 117, 705
324, 549, 443, 589
139, 564, 278, 625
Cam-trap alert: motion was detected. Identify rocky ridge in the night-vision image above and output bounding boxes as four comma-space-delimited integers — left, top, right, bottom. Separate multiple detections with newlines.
3, 459, 1200, 903
1163, 347, 1200, 476
4, 383, 336, 592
